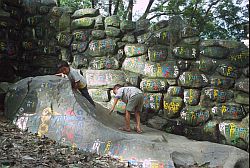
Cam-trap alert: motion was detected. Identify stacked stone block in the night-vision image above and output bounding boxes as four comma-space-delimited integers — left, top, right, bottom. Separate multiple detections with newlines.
1, 4, 249, 151
67, 9, 250, 150
0, 0, 22, 80
18, 0, 60, 77
69, 9, 128, 109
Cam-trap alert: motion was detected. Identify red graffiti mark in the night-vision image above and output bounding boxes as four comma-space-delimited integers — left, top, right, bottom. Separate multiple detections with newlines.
66, 108, 76, 116
159, 163, 164, 168
163, 70, 170, 78
200, 115, 205, 121
62, 126, 74, 141
233, 111, 238, 118
153, 85, 159, 91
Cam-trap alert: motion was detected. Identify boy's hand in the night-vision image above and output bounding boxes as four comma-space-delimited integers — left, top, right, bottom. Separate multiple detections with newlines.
55, 73, 66, 78
109, 109, 114, 115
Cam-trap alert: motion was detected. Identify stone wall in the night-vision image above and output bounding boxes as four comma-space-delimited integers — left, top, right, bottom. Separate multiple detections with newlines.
0, 1, 249, 151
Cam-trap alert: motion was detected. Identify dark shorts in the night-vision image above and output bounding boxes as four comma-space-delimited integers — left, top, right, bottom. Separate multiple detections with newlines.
126, 93, 144, 112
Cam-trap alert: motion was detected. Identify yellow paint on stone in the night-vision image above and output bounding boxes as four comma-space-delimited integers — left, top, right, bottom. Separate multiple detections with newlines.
38, 107, 60, 137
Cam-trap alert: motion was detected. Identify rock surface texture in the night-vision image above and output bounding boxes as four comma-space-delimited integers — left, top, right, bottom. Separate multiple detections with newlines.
4, 76, 249, 168
0, 0, 249, 154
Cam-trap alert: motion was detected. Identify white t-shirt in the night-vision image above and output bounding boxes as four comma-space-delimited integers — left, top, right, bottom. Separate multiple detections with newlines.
115, 87, 143, 103
67, 67, 87, 89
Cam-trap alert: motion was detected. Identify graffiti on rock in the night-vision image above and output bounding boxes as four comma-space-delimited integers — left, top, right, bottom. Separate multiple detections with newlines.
124, 44, 147, 57
140, 79, 168, 92
86, 70, 126, 87
0, 41, 17, 56
143, 93, 162, 110
86, 139, 173, 168
219, 122, 249, 145
204, 88, 229, 103
212, 104, 245, 120
179, 72, 208, 88
210, 77, 235, 89
73, 30, 91, 42
184, 89, 200, 106
88, 89, 110, 102
89, 39, 116, 56
71, 42, 88, 53
217, 65, 239, 78
181, 108, 210, 126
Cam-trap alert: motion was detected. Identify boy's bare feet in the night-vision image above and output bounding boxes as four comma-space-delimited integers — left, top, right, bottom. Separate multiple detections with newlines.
134, 127, 143, 134
118, 127, 131, 132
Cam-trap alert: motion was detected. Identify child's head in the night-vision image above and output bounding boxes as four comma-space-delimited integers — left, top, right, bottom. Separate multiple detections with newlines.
113, 84, 122, 94
57, 61, 70, 75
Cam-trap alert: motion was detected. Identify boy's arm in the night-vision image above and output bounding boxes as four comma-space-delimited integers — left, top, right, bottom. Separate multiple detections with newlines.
109, 98, 119, 114
55, 73, 67, 78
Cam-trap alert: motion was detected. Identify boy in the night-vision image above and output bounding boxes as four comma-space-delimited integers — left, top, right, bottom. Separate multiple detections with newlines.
56, 61, 95, 107
110, 84, 143, 134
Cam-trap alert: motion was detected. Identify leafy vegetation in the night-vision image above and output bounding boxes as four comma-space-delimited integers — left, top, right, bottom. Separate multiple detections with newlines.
58, 0, 249, 40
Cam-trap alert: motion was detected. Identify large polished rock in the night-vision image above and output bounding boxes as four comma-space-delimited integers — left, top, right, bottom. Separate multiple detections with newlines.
166, 86, 184, 97
143, 93, 162, 112
122, 56, 179, 79
212, 103, 246, 120
200, 39, 241, 48
86, 70, 126, 88
148, 45, 168, 62
194, 56, 218, 74
105, 27, 121, 37
219, 120, 249, 150
91, 30, 105, 40
140, 78, 168, 92
216, 64, 240, 79
88, 56, 119, 70
72, 30, 91, 42
183, 89, 200, 106
72, 8, 99, 19
235, 78, 249, 93
173, 45, 198, 59
105, 15, 120, 28
209, 76, 235, 89
200, 46, 229, 59
229, 46, 249, 68
71, 17, 95, 29
57, 31, 72, 47
201, 87, 234, 103
124, 44, 148, 57
88, 88, 110, 102
87, 39, 117, 57
178, 72, 209, 88
4, 76, 249, 167
120, 20, 135, 32
71, 41, 88, 53
180, 106, 210, 126
163, 96, 183, 119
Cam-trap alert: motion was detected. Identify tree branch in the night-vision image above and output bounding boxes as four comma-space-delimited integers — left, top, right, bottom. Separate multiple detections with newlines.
92, 0, 96, 8
113, 0, 120, 15
127, 0, 134, 20
148, 12, 177, 20
139, 0, 155, 20
109, 0, 112, 16
197, 0, 221, 33
149, 0, 169, 13
205, 0, 221, 16
190, 0, 199, 23
57, 0, 60, 6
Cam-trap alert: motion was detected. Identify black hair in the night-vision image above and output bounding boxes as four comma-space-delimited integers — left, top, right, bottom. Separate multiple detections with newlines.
113, 84, 122, 90
57, 60, 69, 70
